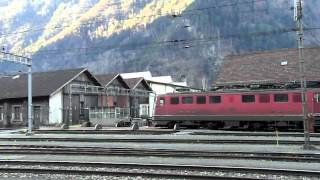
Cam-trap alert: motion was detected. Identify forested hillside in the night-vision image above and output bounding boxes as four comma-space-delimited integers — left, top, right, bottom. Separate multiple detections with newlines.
0, 0, 319, 87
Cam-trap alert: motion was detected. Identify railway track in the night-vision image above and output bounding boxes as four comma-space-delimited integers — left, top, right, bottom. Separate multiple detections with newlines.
32, 129, 175, 135
0, 160, 319, 179
0, 137, 319, 145
32, 129, 320, 137
0, 144, 319, 163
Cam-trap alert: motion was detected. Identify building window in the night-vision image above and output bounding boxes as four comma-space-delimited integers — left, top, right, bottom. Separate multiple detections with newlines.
0, 106, 3, 121
293, 93, 302, 103
159, 97, 165, 106
274, 94, 288, 102
197, 96, 206, 104
242, 95, 255, 103
209, 96, 221, 104
182, 97, 193, 104
12, 106, 22, 121
259, 94, 270, 103
170, 97, 179, 105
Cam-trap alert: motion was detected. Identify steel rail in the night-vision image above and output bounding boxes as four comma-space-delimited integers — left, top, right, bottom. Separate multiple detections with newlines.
0, 160, 319, 178
0, 137, 319, 145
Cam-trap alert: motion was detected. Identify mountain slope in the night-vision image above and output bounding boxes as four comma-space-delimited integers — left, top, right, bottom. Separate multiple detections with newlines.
0, 0, 319, 87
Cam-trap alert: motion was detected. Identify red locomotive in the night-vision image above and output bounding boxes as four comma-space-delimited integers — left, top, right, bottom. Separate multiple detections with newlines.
153, 89, 320, 131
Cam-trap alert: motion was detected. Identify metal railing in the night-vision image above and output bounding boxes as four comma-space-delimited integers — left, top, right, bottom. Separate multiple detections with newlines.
89, 107, 130, 120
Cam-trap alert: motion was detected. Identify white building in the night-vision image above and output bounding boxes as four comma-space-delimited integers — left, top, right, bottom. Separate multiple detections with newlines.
121, 71, 199, 118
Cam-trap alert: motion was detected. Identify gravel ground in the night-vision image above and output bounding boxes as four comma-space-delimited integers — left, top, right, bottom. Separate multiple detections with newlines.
0, 173, 149, 180
0, 164, 319, 180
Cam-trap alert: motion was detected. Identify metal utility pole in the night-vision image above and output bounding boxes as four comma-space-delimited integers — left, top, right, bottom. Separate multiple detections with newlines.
0, 52, 33, 135
295, 0, 311, 149
27, 60, 33, 135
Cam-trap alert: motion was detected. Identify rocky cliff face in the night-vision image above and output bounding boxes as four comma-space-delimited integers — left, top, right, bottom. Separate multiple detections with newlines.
0, 0, 319, 87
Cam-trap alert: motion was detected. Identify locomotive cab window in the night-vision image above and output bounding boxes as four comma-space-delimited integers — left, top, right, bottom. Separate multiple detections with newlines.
170, 97, 179, 104
209, 96, 221, 104
159, 97, 165, 106
182, 97, 193, 104
242, 95, 255, 103
197, 96, 206, 104
274, 94, 288, 102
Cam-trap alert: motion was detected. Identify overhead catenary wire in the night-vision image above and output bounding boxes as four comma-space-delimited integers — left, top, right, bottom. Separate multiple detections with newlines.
24, 26, 320, 58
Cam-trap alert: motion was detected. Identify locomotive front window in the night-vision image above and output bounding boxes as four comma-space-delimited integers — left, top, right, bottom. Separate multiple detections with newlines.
209, 96, 221, 104
274, 94, 288, 102
197, 96, 206, 104
259, 94, 270, 103
170, 97, 179, 104
182, 97, 193, 104
242, 95, 255, 103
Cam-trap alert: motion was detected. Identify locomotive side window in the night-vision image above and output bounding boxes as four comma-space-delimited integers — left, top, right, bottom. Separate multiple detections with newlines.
293, 93, 302, 103
197, 96, 206, 104
274, 94, 288, 102
209, 96, 221, 104
170, 97, 179, 105
182, 97, 193, 104
242, 95, 255, 103
159, 97, 165, 106
259, 94, 270, 103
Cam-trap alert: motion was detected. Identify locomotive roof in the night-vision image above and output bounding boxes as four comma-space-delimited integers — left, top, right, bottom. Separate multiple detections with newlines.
214, 47, 320, 86
160, 88, 320, 96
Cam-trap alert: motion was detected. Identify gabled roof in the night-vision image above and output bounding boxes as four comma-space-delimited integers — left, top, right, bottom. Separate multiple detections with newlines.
95, 74, 129, 89
124, 77, 152, 91
214, 47, 320, 86
0, 68, 100, 100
